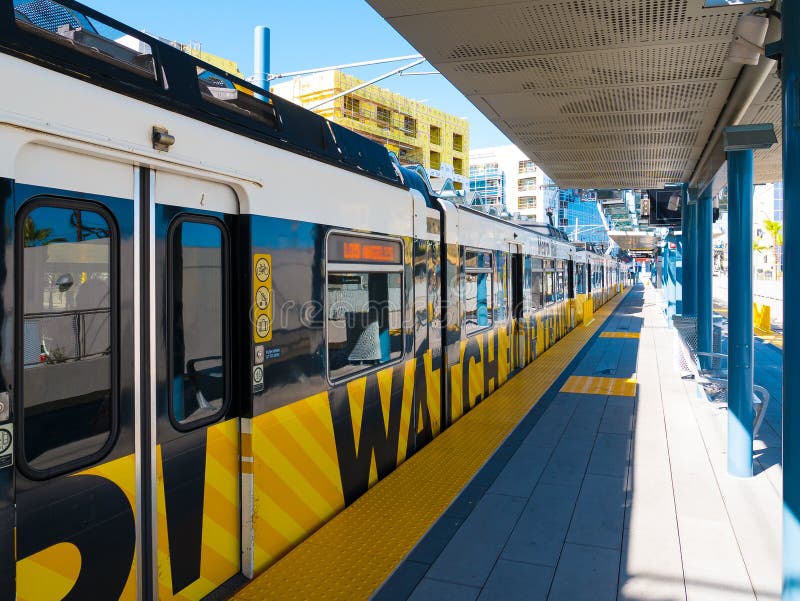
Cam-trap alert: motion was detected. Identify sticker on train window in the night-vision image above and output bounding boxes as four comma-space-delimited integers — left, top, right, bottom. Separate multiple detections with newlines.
328, 234, 402, 265
0, 425, 12, 470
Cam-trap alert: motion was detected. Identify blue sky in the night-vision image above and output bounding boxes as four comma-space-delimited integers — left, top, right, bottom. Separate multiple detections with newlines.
87, 0, 510, 149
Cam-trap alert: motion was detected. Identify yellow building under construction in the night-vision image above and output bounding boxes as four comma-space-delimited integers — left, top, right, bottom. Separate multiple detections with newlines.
271, 70, 470, 189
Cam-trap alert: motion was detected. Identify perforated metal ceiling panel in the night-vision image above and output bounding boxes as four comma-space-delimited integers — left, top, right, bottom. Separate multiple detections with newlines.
366, 0, 781, 189
742, 68, 782, 185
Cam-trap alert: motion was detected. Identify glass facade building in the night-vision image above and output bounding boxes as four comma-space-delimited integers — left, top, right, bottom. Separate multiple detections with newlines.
556, 189, 611, 249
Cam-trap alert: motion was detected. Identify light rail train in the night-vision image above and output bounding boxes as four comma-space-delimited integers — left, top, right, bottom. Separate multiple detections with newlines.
0, 1, 622, 599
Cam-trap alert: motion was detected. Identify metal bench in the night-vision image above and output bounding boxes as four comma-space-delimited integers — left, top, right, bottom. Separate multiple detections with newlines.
672, 315, 770, 437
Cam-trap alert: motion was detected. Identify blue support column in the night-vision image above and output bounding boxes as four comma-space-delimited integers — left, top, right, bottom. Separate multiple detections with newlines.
726, 148, 754, 479
783, 2, 800, 596
697, 189, 713, 370
254, 26, 270, 97
675, 236, 683, 315
663, 245, 671, 311
665, 235, 677, 322
683, 190, 697, 315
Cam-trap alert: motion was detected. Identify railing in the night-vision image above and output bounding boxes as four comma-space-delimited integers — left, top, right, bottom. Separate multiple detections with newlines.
23, 308, 111, 366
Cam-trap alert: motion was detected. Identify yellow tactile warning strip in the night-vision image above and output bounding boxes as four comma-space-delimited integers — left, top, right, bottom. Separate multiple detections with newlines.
230, 289, 632, 601
560, 375, 637, 397
714, 307, 783, 349
757, 331, 783, 349
600, 331, 640, 339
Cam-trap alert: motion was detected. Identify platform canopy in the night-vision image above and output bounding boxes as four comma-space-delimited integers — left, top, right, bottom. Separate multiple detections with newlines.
608, 230, 661, 252
366, 0, 782, 192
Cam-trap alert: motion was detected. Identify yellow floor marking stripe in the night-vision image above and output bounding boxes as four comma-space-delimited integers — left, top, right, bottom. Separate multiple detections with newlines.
560, 375, 637, 397
757, 330, 783, 349
600, 331, 640, 339
713, 307, 784, 349
231, 289, 632, 601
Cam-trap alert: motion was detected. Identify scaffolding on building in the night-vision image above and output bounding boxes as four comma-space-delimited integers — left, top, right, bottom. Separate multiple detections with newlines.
270, 70, 469, 187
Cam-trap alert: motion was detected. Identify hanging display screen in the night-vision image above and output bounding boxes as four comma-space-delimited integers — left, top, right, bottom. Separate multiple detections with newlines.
647, 189, 683, 226
328, 233, 402, 264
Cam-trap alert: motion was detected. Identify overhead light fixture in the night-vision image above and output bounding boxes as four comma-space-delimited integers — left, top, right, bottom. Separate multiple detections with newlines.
723, 123, 777, 150
728, 13, 770, 65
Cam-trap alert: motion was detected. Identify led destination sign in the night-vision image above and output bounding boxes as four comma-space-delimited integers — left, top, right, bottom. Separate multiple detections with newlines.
328, 234, 402, 264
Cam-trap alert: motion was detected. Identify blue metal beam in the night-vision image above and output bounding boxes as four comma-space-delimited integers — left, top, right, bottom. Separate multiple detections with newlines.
682, 188, 697, 316
697, 190, 713, 370
675, 235, 683, 316
726, 148, 754, 479
665, 238, 674, 321
783, 2, 800, 596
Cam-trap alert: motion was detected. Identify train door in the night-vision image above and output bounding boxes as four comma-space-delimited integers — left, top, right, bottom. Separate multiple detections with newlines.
10, 151, 138, 601
567, 259, 576, 329
412, 190, 444, 447
152, 172, 242, 600
509, 243, 524, 370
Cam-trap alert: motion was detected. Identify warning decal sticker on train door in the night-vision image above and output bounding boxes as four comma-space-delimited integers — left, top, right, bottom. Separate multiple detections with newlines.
253, 254, 273, 344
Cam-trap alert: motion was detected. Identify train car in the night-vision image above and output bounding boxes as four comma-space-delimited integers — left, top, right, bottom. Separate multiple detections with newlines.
0, 2, 620, 599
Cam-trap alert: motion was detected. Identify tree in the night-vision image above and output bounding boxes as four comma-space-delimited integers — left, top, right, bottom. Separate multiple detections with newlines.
22, 217, 67, 247
22, 216, 53, 246
763, 219, 783, 279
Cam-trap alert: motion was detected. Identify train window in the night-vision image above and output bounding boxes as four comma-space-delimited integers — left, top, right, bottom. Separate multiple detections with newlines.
14, 0, 156, 79
197, 67, 278, 127
327, 234, 403, 382
20, 202, 116, 476
168, 218, 228, 428
464, 249, 493, 334
522, 256, 542, 316
522, 256, 532, 317
465, 250, 492, 270
576, 263, 587, 294
531, 270, 543, 311
494, 254, 507, 322
556, 261, 565, 301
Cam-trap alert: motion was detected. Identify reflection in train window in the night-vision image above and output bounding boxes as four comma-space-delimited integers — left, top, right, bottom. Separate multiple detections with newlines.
21, 203, 114, 474
531, 270, 543, 311
522, 256, 532, 317
13, 0, 157, 79
465, 249, 493, 334
327, 271, 403, 381
197, 67, 278, 127
169, 219, 227, 427
576, 263, 587, 294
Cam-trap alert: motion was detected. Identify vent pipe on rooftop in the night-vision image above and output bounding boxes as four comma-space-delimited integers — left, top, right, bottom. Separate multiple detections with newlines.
254, 26, 270, 98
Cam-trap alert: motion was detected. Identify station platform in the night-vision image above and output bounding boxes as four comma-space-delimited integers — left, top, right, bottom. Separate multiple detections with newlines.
230, 283, 782, 601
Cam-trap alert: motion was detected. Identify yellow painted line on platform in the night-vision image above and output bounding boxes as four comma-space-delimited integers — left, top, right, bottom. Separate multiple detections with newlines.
757, 330, 783, 349
561, 375, 637, 397
600, 331, 640, 339
230, 289, 631, 601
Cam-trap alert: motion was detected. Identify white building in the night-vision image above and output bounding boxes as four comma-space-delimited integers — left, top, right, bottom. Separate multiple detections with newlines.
469, 145, 551, 222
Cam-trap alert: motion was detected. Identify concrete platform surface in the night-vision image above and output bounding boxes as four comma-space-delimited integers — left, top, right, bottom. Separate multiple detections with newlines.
375, 283, 781, 601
